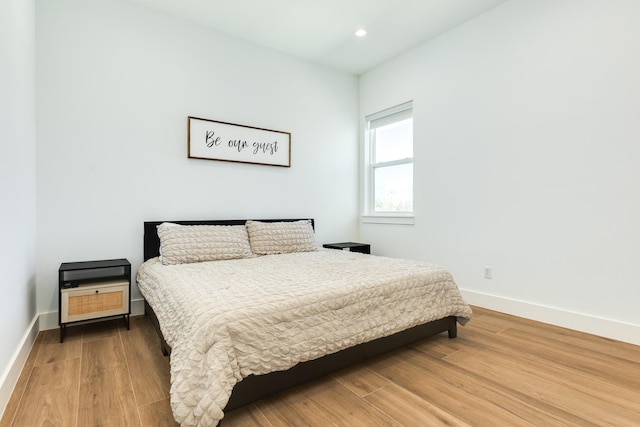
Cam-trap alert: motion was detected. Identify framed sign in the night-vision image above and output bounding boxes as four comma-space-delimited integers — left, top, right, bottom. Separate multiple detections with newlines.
188, 116, 291, 167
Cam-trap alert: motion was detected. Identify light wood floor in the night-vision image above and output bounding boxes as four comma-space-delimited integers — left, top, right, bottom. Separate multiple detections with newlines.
2, 306, 639, 426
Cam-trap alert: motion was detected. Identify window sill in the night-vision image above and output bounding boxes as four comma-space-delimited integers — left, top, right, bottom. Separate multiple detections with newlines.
361, 215, 415, 225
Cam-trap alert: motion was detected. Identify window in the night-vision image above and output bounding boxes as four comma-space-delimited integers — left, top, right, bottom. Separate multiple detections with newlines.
363, 102, 414, 223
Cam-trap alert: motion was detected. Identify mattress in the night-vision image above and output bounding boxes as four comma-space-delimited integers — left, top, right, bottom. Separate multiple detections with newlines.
136, 249, 472, 426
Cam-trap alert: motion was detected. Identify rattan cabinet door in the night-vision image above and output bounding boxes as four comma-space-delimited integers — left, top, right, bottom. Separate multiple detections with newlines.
61, 280, 129, 323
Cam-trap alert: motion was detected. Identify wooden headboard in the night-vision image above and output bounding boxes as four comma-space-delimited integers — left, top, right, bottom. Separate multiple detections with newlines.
143, 219, 315, 261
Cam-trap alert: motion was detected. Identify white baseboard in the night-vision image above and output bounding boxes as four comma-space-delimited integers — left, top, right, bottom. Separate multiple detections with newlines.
0, 314, 39, 421
38, 298, 146, 331
461, 289, 640, 346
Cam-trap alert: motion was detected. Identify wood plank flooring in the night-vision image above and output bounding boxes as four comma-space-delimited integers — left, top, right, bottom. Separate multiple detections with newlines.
1, 307, 639, 426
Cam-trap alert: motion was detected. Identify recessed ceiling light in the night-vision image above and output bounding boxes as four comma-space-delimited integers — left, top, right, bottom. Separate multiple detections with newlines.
355, 28, 367, 37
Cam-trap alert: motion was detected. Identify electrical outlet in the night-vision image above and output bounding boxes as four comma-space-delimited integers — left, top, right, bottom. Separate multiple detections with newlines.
484, 266, 492, 279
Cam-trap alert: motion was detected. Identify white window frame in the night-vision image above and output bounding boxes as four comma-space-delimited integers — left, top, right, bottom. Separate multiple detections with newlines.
362, 101, 415, 225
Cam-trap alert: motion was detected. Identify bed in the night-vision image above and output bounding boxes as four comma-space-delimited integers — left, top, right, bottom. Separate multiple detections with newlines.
137, 218, 472, 426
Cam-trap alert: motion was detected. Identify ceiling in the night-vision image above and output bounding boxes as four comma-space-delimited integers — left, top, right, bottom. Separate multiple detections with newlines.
127, 0, 508, 75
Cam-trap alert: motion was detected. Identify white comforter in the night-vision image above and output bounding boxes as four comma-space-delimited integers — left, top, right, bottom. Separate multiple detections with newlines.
136, 250, 472, 426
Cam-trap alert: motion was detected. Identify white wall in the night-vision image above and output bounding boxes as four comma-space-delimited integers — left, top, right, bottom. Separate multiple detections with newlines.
0, 0, 38, 414
359, 0, 640, 342
36, 0, 359, 318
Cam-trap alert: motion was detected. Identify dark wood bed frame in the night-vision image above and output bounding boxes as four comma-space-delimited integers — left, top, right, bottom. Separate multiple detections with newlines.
142, 219, 458, 412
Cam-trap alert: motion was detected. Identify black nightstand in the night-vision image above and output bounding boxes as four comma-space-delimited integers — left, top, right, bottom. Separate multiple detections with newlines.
58, 258, 131, 343
323, 242, 370, 254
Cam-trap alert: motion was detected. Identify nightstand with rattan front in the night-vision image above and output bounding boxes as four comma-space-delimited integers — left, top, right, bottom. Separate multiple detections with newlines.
58, 258, 131, 342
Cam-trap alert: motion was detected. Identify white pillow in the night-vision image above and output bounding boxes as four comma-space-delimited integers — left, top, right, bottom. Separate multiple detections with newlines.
157, 223, 253, 265
246, 220, 317, 255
